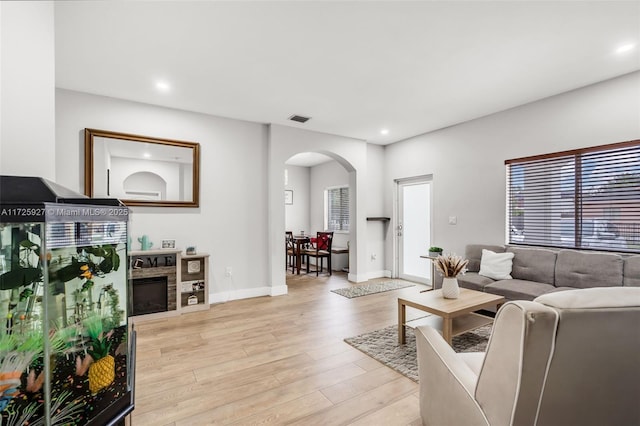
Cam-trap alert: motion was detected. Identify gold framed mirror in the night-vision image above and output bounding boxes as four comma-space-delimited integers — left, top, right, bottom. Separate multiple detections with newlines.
84, 128, 200, 207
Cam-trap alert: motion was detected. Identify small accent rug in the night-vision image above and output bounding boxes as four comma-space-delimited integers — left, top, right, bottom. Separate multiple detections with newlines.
344, 324, 491, 382
331, 281, 414, 298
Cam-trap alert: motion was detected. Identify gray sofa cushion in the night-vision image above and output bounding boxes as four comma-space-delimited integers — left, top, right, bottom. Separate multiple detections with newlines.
507, 247, 557, 285
623, 256, 640, 287
465, 244, 505, 272
555, 250, 624, 288
484, 279, 558, 301
457, 272, 496, 292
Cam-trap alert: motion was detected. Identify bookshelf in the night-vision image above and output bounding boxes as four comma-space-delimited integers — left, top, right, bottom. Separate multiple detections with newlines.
178, 253, 210, 313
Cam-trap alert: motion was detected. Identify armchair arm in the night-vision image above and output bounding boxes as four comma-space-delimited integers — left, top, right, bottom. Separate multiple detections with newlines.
415, 326, 489, 426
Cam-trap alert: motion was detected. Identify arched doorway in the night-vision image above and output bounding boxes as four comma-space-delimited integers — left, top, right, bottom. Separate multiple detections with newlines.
284, 152, 352, 274
267, 124, 369, 295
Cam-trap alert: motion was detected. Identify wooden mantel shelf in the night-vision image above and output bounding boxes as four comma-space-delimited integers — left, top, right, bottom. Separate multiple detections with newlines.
366, 217, 390, 221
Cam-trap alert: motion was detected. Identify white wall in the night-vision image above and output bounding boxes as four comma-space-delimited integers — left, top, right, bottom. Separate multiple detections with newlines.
0, 2, 55, 180
56, 89, 271, 303
366, 144, 390, 277
309, 161, 348, 235
384, 72, 640, 274
284, 165, 310, 234
309, 160, 350, 271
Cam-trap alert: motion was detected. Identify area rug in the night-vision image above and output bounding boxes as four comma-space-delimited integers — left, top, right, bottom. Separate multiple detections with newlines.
344, 324, 491, 382
331, 281, 414, 298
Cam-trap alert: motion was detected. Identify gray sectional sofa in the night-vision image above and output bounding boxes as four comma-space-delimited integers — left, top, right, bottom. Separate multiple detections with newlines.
436, 244, 640, 301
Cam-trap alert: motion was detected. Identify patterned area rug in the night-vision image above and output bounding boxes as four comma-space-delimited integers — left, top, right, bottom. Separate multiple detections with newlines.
331, 281, 415, 298
344, 324, 491, 382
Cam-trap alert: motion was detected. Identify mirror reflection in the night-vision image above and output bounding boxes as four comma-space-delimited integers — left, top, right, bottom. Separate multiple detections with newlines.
84, 129, 200, 207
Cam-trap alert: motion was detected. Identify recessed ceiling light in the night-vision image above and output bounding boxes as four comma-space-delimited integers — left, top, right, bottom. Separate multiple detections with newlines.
615, 43, 636, 54
155, 81, 171, 92
143, 152, 151, 158
380, 129, 389, 135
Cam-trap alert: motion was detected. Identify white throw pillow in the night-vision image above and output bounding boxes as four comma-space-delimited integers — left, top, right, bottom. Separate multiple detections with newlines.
479, 249, 515, 280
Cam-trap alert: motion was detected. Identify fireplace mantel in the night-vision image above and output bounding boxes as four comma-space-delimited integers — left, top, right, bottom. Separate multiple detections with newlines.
128, 249, 209, 322
129, 249, 180, 322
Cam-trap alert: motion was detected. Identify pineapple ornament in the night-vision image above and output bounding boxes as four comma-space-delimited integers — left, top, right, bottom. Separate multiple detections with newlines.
84, 314, 115, 394
87, 337, 115, 394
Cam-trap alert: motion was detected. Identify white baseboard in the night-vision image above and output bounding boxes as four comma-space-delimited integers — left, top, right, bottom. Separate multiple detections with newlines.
348, 272, 369, 282
209, 285, 288, 304
270, 285, 288, 296
366, 270, 392, 280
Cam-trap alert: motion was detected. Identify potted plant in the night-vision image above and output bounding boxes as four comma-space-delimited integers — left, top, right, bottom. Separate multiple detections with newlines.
428, 246, 443, 257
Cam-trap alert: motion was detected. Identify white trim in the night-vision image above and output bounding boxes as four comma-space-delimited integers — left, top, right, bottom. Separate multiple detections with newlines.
366, 269, 392, 280
124, 189, 162, 200
348, 272, 368, 283
209, 285, 288, 303
270, 284, 288, 296
395, 175, 434, 283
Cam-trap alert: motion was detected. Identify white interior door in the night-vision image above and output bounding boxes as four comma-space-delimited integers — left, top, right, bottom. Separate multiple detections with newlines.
397, 178, 432, 284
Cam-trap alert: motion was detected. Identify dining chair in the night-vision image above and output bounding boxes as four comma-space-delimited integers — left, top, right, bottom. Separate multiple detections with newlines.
303, 231, 333, 276
285, 231, 295, 273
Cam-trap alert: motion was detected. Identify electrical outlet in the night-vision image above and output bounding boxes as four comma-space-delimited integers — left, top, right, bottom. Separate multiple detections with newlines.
225, 267, 232, 277
371, 253, 377, 261
448, 216, 457, 225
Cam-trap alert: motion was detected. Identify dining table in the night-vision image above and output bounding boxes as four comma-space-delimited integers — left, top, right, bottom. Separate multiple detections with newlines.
292, 235, 310, 274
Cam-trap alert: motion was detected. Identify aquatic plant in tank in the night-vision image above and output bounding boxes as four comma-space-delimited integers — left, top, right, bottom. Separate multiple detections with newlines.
0, 224, 130, 424
0, 175, 134, 425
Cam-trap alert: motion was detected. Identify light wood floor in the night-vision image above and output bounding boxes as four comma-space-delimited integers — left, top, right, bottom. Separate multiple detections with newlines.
131, 272, 428, 425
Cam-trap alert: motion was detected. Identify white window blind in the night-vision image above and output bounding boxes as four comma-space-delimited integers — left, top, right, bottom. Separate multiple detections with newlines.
506, 140, 640, 253
326, 186, 349, 232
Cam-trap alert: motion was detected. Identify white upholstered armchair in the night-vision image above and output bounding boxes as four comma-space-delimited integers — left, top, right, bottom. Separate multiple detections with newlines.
415, 287, 640, 426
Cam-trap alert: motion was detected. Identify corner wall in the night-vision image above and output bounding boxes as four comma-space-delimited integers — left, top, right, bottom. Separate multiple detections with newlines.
284, 165, 310, 234
0, 2, 55, 180
366, 144, 389, 277
384, 71, 640, 273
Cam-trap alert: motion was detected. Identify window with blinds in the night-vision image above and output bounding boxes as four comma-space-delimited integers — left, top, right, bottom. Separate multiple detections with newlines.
506, 140, 640, 253
46, 222, 128, 248
325, 186, 349, 232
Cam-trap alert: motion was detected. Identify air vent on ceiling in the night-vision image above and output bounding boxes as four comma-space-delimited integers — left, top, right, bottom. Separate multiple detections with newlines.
288, 114, 311, 123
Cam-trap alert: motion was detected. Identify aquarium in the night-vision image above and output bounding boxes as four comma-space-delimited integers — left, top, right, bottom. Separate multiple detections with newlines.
0, 176, 134, 425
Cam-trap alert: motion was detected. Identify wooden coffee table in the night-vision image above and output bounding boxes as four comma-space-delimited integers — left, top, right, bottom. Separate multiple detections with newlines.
398, 288, 505, 345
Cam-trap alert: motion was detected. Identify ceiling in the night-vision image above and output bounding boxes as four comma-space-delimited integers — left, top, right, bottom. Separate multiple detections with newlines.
55, 1, 640, 156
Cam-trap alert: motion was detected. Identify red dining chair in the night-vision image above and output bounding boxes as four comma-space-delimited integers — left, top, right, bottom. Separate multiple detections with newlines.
303, 231, 333, 276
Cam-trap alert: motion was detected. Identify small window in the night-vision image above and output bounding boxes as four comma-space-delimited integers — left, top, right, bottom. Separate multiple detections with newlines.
325, 186, 349, 232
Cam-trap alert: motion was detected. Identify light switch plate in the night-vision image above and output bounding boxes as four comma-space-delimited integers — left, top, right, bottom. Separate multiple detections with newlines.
448, 216, 457, 225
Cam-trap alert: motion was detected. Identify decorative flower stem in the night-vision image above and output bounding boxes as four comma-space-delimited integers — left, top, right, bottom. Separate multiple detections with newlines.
433, 253, 469, 278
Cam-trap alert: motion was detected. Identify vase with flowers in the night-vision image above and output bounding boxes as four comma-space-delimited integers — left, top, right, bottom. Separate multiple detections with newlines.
433, 253, 469, 299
